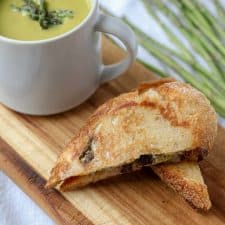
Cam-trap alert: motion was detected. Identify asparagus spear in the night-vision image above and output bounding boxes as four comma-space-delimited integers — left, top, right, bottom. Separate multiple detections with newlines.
143, 0, 225, 83
157, 0, 225, 81
170, 0, 225, 80
190, 0, 225, 40
142, 0, 192, 61
213, 0, 225, 26
177, 1, 225, 61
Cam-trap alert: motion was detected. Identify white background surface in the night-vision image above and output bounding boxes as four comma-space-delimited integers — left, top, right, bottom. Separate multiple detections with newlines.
1, 1, 224, 225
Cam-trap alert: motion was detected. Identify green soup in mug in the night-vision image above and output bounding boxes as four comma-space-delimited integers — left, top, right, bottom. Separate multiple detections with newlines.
0, 0, 91, 41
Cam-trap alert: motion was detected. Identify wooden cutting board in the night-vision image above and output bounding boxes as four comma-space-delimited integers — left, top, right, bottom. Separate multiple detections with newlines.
1, 37, 225, 225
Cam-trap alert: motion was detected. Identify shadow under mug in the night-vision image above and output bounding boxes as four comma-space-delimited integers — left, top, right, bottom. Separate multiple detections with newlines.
0, 0, 137, 115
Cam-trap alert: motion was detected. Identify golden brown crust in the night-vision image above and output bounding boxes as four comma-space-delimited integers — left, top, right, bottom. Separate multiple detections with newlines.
46, 79, 217, 189
152, 162, 211, 211
137, 78, 176, 93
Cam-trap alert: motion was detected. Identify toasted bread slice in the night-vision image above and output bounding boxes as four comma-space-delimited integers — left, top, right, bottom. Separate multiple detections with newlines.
60, 161, 211, 211
46, 79, 217, 189
152, 162, 211, 211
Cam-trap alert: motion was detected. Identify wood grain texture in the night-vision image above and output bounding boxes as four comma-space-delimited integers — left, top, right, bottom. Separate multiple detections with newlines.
0, 37, 225, 225
0, 138, 93, 225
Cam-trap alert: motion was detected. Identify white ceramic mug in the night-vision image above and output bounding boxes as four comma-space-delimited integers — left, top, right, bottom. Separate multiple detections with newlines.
0, 0, 137, 115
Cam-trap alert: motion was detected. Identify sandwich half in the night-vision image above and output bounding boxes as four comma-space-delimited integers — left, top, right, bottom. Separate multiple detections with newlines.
152, 162, 211, 211
46, 79, 217, 193
58, 161, 211, 211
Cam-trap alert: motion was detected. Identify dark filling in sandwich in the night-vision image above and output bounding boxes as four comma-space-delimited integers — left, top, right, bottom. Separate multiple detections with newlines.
79, 145, 207, 169
79, 138, 94, 164
61, 148, 208, 190
79, 136, 208, 167
78, 134, 208, 168
121, 147, 207, 174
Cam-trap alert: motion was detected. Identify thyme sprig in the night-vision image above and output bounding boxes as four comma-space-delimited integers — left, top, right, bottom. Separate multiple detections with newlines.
11, 0, 74, 29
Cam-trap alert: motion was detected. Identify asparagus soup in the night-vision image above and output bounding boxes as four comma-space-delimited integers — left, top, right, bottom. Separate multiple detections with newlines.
0, 0, 91, 41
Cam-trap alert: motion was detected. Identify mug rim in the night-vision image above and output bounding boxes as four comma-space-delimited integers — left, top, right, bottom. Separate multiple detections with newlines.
0, 0, 98, 45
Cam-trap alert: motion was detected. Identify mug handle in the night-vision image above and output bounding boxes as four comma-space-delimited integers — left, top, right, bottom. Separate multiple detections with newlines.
95, 13, 138, 84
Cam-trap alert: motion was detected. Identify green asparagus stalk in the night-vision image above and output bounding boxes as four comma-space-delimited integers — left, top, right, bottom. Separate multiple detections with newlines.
145, 0, 225, 84
190, 0, 225, 40
149, 0, 225, 79
170, 0, 225, 80
178, 1, 225, 61
213, 0, 225, 24
142, 0, 192, 61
